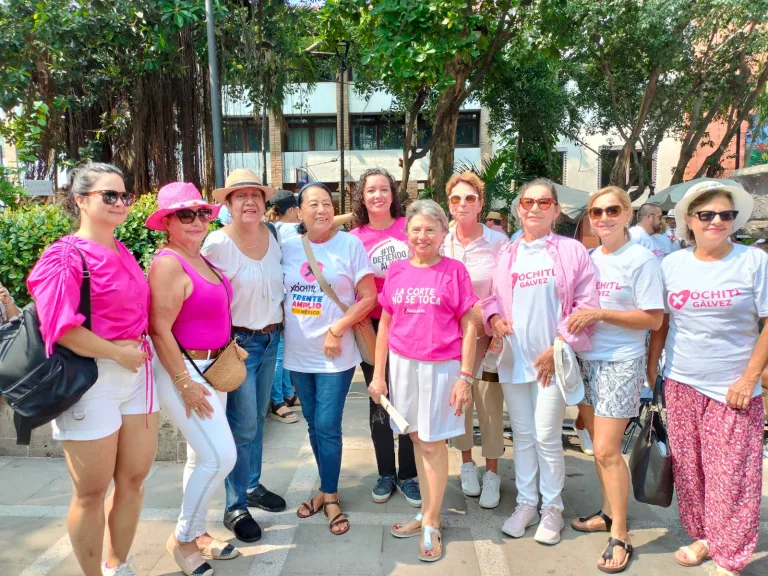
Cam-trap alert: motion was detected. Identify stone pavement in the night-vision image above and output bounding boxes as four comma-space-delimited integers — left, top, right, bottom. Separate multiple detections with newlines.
1, 373, 766, 576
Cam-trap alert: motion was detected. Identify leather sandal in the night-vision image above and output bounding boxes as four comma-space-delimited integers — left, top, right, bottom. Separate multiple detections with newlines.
391, 513, 423, 538
323, 500, 350, 536
200, 537, 239, 561
297, 497, 323, 519
166, 534, 214, 576
598, 537, 633, 574
571, 509, 613, 533
675, 540, 710, 567
285, 394, 301, 407
418, 526, 443, 562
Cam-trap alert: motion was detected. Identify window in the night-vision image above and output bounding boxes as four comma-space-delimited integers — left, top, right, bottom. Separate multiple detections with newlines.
456, 112, 480, 147
223, 118, 269, 153
351, 115, 405, 150
286, 116, 337, 152
599, 148, 651, 189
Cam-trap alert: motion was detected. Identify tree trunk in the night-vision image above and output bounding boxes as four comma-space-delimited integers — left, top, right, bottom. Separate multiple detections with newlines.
609, 142, 633, 188
427, 106, 460, 204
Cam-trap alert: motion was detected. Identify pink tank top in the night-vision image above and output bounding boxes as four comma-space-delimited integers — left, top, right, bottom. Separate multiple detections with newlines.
154, 250, 233, 350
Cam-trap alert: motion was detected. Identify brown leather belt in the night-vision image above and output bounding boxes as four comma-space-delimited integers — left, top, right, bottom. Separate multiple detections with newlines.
186, 348, 222, 360
233, 323, 281, 335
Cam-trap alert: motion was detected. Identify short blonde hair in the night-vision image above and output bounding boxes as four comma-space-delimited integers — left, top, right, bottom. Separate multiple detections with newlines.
588, 186, 632, 212
446, 171, 485, 201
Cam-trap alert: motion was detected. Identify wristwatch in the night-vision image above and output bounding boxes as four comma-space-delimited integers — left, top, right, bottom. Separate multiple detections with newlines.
459, 372, 474, 385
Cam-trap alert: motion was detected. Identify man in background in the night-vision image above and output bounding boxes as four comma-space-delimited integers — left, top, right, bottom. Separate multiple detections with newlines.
629, 203, 665, 261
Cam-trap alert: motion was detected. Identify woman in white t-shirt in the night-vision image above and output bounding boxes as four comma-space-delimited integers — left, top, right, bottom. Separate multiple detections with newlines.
567, 187, 664, 573
202, 169, 285, 543
283, 182, 377, 536
647, 181, 768, 576
482, 178, 599, 546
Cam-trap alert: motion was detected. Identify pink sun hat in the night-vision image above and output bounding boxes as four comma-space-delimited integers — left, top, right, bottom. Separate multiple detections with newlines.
145, 182, 221, 231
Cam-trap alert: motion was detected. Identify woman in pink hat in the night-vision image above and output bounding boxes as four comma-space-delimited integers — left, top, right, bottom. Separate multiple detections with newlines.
26, 163, 157, 576
147, 183, 238, 576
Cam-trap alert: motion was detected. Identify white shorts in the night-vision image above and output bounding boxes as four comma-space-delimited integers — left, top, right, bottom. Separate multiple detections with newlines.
388, 351, 463, 442
52, 356, 159, 442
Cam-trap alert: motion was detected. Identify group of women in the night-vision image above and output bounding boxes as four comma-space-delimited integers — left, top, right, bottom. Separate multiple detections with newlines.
21, 160, 767, 576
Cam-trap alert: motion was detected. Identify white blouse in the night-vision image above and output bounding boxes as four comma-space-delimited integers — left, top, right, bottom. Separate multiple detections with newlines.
202, 228, 284, 329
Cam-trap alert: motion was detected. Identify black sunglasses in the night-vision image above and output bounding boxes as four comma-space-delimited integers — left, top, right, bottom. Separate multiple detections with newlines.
588, 205, 624, 219
82, 190, 136, 206
175, 208, 214, 224
692, 210, 739, 223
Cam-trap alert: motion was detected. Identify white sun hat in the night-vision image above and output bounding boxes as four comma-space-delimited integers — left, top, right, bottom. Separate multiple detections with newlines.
674, 180, 753, 241
553, 337, 585, 406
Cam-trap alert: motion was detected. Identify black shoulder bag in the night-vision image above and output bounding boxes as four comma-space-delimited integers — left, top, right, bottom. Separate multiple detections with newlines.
0, 248, 99, 445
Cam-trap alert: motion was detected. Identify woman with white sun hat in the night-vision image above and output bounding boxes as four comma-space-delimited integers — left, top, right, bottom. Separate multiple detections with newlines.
648, 180, 768, 576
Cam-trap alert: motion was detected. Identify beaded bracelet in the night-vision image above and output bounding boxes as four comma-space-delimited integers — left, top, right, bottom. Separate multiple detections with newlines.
328, 326, 341, 338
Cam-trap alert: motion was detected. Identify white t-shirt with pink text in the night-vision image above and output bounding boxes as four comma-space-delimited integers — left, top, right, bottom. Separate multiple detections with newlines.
578, 243, 664, 362
662, 244, 768, 403
379, 257, 477, 362
503, 236, 561, 384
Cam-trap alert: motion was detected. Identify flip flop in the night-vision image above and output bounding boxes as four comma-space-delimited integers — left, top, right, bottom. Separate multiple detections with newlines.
674, 540, 710, 567
571, 510, 613, 533
598, 537, 633, 574
391, 513, 423, 538
418, 526, 443, 562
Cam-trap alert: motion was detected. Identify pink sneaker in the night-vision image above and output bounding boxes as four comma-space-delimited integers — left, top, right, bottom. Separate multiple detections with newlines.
534, 506, 564, 545
502, 503, 539, 538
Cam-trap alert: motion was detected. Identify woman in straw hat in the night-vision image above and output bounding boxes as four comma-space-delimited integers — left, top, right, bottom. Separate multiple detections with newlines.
648, 180, 768, 576
202, 169, 285, 543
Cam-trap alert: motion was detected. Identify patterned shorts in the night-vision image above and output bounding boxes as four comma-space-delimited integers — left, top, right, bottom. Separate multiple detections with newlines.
578, 356, 645, 419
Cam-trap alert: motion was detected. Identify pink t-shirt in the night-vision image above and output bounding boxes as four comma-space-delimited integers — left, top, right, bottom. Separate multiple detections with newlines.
27, 235, 150, 356
379, 257, 478, 362
350, 217, 409, 319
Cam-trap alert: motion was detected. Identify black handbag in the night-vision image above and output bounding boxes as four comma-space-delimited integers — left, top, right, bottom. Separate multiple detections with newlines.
629, 376, 674, 507
0, 247, 98, 445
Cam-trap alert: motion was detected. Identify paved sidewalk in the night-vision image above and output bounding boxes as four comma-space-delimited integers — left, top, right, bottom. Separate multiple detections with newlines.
1, 374, 766, 576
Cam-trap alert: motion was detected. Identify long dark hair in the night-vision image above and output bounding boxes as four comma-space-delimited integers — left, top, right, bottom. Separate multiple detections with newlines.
351, 168, 405, 228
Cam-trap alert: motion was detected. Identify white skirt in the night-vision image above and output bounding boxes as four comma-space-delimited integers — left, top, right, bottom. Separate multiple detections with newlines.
388, 351, 463, 442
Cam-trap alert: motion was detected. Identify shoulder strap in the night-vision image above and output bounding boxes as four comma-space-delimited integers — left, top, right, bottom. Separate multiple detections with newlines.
301, 234, 348, 312
73, 247, 92, 331
266, 221, 278, 241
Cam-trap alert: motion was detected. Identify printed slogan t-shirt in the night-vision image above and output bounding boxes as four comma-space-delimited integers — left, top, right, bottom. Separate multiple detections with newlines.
379, 257, 477, 362
282, 231, 374, 373
350, 217, 409, 319
662, 244, 768, 402
578, 242, 664, 362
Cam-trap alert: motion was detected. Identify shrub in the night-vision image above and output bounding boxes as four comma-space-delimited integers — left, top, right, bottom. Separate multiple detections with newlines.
115, 194, 165, 270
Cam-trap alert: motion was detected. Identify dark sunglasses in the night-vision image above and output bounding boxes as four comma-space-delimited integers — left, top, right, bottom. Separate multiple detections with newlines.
519, 197, 557, 210
175, 208, 214, 224
449, 194, 479, 205
692, 210, 739, 223
82, 190, 136, 206
588, 205, 623, 219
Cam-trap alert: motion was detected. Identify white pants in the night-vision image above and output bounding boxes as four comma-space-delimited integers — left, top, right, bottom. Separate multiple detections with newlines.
502, 381, 566, 511
155, 358, 237, 541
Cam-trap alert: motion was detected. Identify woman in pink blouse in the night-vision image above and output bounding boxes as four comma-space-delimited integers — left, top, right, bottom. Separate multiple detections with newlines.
27, 163, 157, 576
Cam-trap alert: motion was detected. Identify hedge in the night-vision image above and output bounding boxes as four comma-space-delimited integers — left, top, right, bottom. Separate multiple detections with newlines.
0, 195, 168, 306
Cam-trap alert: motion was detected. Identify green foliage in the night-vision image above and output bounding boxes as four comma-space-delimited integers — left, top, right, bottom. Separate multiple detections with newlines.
0, 204, 74, 305
114, 195, 165, 271
454, 151, 518, 220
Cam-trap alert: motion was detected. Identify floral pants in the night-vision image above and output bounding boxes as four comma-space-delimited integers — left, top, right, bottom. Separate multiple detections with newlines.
665, 378, 764, 572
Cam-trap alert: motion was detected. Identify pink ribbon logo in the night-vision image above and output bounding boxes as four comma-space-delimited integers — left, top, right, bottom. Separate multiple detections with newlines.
669, 290, 690, 310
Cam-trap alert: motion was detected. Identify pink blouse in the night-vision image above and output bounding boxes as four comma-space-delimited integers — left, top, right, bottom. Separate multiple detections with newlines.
27, 235, 150, 356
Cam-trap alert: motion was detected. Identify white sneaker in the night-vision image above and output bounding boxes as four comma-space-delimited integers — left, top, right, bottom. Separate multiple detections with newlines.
479, 470, 501, 509
102, 559, 139, 576
534, 507, 564, 545
502, 503, 539, 538
460, 461, 481, 497
576, 427, 594, 456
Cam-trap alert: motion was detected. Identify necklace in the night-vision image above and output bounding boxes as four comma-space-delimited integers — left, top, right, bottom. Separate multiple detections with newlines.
231, 223, 261, 249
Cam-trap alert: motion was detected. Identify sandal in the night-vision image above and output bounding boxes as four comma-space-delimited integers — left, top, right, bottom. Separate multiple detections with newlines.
598, 537, 633, 574
418, 525, 443, 562
323, 500, 349, 536
674, 540, 710, 567
166, 534, 213, 576
571, 509, 613, 533
297, 497, 323, 519
269, 402, 298, 424
285, 394, 301, 407
200, 537, 239, 561
391, 513, 423, 538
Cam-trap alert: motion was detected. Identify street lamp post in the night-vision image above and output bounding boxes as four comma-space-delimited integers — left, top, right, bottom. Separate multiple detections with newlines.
205, 0, 225, 188
336, 41, 351, 213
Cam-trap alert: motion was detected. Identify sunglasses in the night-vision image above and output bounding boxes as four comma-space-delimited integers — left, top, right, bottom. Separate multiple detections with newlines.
449, 194, 479, 205
692, 210, 739, 223
588, 205, 623, 219
519, 197, 557, 210
82, 190, 136, 206
175, 208, 214, 224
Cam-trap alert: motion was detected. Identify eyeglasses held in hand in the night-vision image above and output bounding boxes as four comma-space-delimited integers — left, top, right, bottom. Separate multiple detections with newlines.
588, 205, 623, 219
449, 194, 479, 205
82, 190, 136, 206
519, 197, 557, 210
692, 210, 739, 222
174, 208, 214, 224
